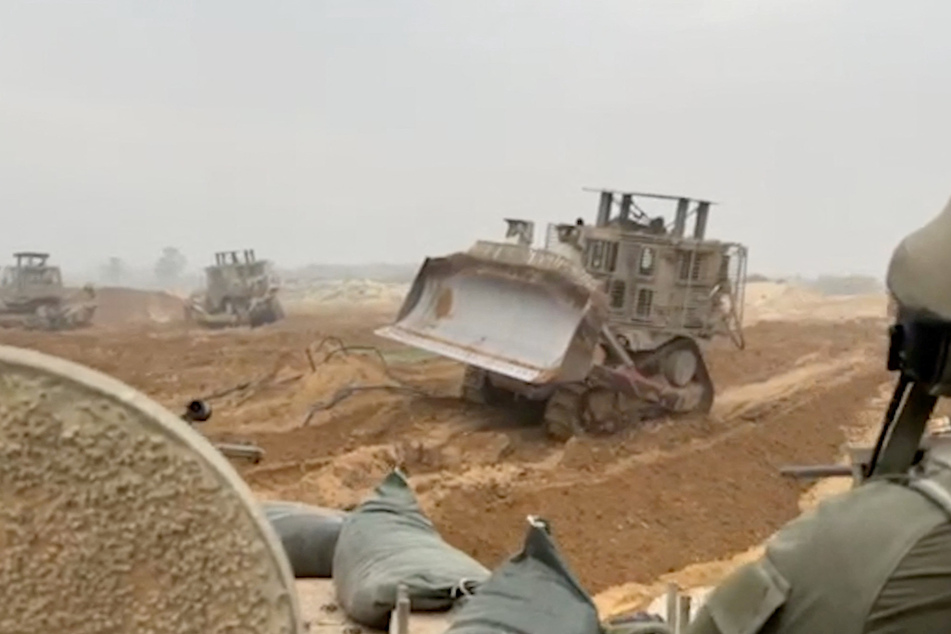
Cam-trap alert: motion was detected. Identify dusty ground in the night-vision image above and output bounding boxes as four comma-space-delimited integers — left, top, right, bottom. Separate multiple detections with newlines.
0, 281, 893, 604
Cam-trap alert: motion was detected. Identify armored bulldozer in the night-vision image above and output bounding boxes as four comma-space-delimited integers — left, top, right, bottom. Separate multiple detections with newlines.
376, 188, 748, 439
185, 249, 285, 329
0, 252, 96, 331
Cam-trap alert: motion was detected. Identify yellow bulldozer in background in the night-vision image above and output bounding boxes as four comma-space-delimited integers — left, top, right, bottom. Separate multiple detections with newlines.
185, 249, 285, 329
0, 252, 96, 331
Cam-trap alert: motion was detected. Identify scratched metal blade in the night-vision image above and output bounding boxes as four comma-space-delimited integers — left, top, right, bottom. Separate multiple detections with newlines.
376, 250, 605, 385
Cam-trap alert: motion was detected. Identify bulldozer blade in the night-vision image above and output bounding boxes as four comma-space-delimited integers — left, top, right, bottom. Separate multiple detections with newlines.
376, 249, 607, 384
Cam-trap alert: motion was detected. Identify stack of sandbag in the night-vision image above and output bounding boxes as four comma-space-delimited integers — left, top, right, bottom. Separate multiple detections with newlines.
332, 470, 490, 630
444, 516, 603, 634
260, 500, 347, 578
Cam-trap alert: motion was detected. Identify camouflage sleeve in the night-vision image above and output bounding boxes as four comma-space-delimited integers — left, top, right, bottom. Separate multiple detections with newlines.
683, 559, 790, 634
864, 521, 951, 634
685, 522, 951, 634
683, 606, 720, 634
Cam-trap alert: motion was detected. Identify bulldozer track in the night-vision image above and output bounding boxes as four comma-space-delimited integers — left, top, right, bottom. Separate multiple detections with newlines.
536, 337, 717, 441
638, 336, 715, 415
465, 338, 717, 442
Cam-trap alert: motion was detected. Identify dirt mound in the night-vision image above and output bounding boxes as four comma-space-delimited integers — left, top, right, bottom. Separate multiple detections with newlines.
427, 365, 887, 593
2, 301, 894, 608
228, 318, 887, 595
293, 351, 397, 415
216, 348, 412, 440
283, 279, 409, 312
743, 281, 886, 324
92, 287, 186, 326
594, 383, 895, 619
253, 444, 400, 509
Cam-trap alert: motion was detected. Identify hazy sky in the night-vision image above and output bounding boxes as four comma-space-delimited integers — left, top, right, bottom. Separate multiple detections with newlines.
1, 0, 949, 278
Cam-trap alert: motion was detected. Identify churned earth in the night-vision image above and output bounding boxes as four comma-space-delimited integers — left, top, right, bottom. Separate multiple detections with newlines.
0, 281, 891, 606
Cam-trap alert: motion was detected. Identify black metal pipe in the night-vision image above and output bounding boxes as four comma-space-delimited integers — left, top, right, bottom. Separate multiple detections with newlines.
181, 399, 212, 423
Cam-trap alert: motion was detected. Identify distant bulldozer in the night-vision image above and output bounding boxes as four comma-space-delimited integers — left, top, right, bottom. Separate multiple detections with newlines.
0, 252, 96, 331
377, 188, 748, 440
185, 249, 285, 329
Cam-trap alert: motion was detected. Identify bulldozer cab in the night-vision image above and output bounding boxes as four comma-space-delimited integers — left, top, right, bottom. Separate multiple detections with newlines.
208, 250, 270, 280
559, 189, 747, 349
1, 252, 64, 299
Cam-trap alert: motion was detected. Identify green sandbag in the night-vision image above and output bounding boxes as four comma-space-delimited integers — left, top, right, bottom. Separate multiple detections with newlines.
261, 501, 346, 578
445, 517, 602, 634
332, 470, 490, 630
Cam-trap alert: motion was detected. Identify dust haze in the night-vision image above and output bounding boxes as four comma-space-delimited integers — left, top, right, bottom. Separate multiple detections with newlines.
2, 0, 950, 284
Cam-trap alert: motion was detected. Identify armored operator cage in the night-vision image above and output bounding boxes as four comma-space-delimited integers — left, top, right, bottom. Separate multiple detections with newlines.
214, 250, 258, 266
546, 189, 748, 340
13, 252, 51, 268
204, 249, 274, 290
206, 251, 272, 277
2, 252, 62, 289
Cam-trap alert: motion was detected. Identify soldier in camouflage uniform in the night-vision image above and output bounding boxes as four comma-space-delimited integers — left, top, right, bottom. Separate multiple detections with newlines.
682, 196, 951, 634
609, 196, 951, 634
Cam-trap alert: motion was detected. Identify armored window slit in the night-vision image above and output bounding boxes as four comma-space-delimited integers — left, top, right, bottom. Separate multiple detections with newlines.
587, 240, 620, 273
610, 280, 626, 309
678, 252, 704, 282
636, 288, 654, 318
